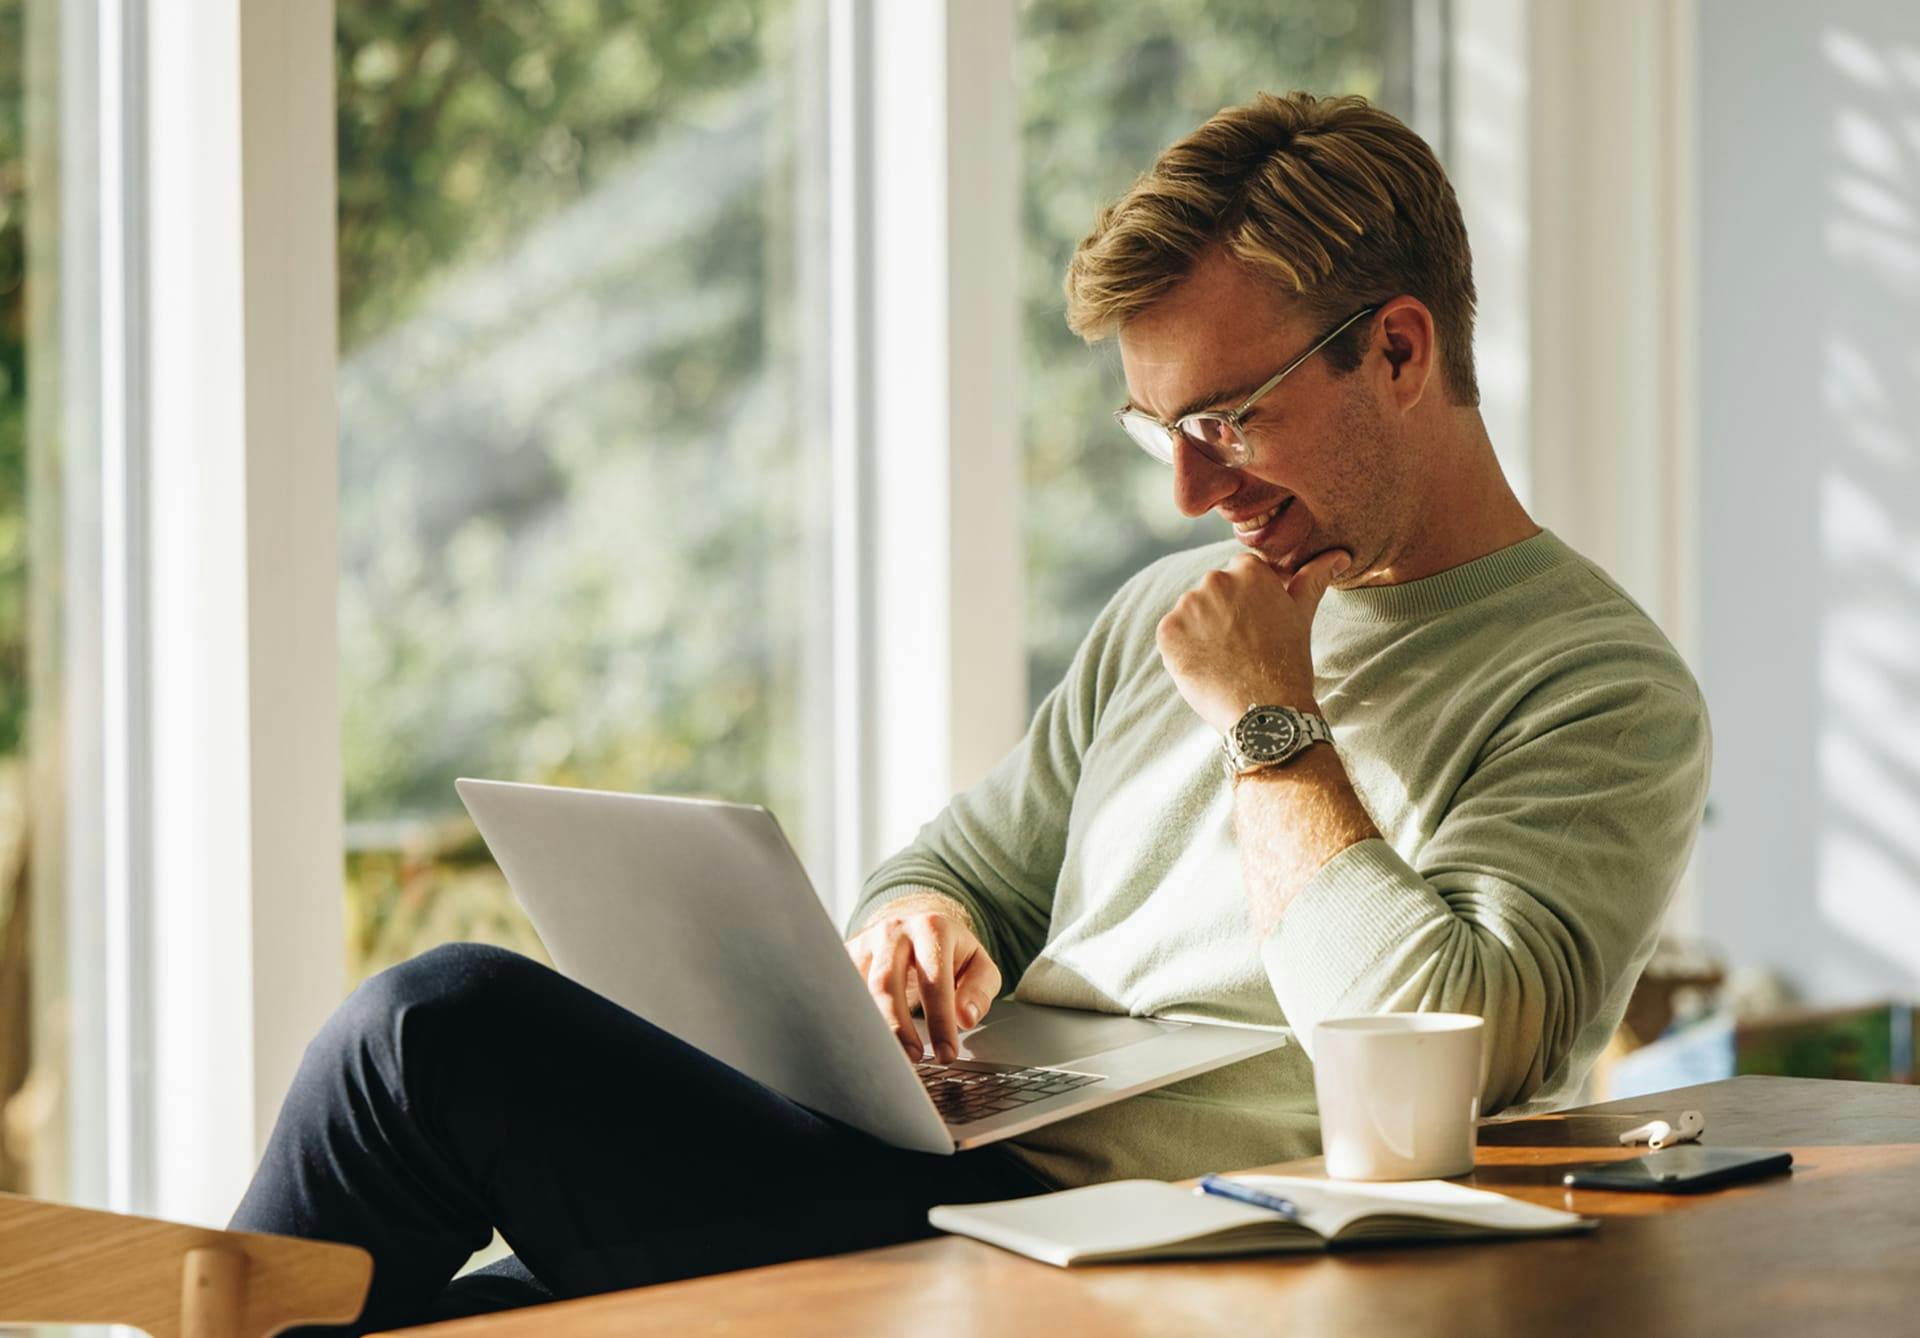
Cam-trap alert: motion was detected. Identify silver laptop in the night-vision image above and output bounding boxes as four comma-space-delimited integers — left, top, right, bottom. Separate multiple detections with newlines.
455, 778, 1288, 1155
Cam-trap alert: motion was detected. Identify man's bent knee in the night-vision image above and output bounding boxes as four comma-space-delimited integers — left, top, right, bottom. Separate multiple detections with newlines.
313, 942, 550, 1081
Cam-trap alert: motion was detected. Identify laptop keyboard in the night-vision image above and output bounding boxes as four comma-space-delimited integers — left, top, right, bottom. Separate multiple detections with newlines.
914, 1058, 1104, 1125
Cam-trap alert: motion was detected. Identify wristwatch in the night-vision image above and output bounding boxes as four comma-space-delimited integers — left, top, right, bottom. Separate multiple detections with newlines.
1221, 705, 1334, 780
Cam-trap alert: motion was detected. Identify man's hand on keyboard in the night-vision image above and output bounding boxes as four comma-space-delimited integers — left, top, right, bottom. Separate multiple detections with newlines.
845, 899, 1002, 1066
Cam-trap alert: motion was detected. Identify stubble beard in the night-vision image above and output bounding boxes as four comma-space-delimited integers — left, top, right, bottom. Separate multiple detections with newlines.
1288, 383, 1408, 584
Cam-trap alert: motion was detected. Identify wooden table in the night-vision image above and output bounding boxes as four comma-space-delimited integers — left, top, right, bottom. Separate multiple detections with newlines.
386, 1076, 1920, 1337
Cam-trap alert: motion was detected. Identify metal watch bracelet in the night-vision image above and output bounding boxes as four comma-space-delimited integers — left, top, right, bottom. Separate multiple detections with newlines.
1221, 705, 1334, 780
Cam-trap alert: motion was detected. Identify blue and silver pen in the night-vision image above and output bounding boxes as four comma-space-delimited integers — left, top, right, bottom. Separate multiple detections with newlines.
1198, 1174, 1302, 1221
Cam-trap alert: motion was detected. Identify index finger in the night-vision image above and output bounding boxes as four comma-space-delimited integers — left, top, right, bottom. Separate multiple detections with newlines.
904, 919, 961, 1065
1284, 546, 1353, 606
865, 933, 922, 1062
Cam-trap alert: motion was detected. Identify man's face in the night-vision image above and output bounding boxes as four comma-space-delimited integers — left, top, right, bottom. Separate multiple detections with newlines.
1116, 249, 1416, 582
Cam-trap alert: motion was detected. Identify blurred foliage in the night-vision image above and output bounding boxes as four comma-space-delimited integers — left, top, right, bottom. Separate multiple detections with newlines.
347, 821, 551, 979
0, 0, 33, 1198
337, 0, 822, 980
1018, 0, 1402, 704
337, 0, 1404, 982
338, 0, 779, 351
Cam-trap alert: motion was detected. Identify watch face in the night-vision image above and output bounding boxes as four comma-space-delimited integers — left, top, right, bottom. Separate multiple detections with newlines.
1235, 707, 1300, 763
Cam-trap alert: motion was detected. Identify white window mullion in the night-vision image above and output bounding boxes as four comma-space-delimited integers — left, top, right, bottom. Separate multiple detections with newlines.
54, 0, 109, 1213
235, 0, 346, 1193
47, 0, 160, 1219
940, 2, 1023, 804
828, 0, 877, 914
146, 0, 342, 1227
1448, 0, 1532, 506
98, 0, 153, 1217
866, 0, 1024, 871
1525, 0, 1697, 651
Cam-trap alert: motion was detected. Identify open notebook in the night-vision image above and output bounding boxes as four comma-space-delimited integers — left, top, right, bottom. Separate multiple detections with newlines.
928, 1175, 1596, 1266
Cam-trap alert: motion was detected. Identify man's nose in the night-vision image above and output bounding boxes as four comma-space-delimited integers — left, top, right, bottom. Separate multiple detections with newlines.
1171, 438, 1237, 517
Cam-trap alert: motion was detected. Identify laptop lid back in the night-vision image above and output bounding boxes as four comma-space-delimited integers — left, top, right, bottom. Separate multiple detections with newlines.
454, 778, 954, 1154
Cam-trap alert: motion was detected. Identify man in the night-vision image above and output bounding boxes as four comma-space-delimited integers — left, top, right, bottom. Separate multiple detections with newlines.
234, 92, 1709, 1329
842, 89, 1709, 1188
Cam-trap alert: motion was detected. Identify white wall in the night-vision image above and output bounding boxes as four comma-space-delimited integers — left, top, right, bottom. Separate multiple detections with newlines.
1697, 0, 1920, 1002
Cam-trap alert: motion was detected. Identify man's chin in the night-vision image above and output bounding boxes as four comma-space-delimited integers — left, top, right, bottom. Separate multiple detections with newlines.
1246, 502, 1327, 571
1258, 540, 1316, 576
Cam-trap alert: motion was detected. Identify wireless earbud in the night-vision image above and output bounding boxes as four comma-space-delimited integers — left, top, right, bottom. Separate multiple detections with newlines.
1619, 1108, 1706, 1150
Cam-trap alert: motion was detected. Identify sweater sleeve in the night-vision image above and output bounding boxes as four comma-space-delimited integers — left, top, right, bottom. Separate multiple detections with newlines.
843, 569, 1144, 986
1261, 672, 1712, 1115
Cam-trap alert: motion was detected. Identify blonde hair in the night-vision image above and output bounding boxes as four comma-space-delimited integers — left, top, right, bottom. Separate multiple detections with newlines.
1064, 91, 1479, 407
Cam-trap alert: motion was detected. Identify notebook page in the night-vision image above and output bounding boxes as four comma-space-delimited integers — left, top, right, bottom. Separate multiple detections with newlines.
1221, 1176, 1593, 1238
930, 1180, 1313, 1266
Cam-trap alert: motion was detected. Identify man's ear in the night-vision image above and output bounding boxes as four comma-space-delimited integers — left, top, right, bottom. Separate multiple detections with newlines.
1374, 296, 1436, 414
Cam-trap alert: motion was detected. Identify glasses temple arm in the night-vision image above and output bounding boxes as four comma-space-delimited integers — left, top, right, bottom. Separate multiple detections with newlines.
1229, 304, 1380, 419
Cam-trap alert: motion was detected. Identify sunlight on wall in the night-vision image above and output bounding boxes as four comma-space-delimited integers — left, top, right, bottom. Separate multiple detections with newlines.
1816, 24, 1920, 982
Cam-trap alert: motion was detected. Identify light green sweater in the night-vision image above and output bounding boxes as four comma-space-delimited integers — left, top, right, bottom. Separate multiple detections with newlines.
848, 530, 1711, 1188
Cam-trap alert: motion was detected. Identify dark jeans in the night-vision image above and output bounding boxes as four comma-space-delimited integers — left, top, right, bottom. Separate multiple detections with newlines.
230, 941, 1054, 1334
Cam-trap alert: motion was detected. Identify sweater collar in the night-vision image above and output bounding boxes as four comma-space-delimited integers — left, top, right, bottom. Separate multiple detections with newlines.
1317, 529, 1572, 624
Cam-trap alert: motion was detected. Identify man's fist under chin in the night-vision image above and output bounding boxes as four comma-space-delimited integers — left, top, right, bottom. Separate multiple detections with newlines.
1155, 547, 1351, 734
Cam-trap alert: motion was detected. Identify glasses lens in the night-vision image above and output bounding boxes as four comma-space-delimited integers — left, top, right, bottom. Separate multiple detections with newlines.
1116, 410, 1177, 464
1179, 414, 1244, 468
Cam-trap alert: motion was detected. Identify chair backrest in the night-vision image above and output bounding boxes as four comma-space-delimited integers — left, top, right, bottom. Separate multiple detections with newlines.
0, 1190, 372, 1338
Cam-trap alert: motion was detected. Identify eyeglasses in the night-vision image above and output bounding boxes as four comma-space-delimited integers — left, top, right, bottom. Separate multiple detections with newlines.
1113, 304, 1380, 469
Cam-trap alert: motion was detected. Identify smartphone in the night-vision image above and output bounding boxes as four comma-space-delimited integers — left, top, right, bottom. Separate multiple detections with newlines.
1561, 1145, 1793, 1193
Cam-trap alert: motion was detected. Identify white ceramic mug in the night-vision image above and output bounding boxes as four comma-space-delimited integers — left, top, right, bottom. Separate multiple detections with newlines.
1312, 1013, 1487, 1180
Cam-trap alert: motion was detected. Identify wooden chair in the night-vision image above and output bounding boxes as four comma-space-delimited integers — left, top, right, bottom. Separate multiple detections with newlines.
0, 1190, 372, 1338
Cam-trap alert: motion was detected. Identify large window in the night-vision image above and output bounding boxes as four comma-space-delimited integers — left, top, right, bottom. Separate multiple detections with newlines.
336, 1, 1421, 984
1018, 0, 1417, 704
337, 3, 831, 982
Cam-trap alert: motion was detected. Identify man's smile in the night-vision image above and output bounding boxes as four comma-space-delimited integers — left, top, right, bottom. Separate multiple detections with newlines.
1226, 497, 1290, 533
1225, 495, 1307, 555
